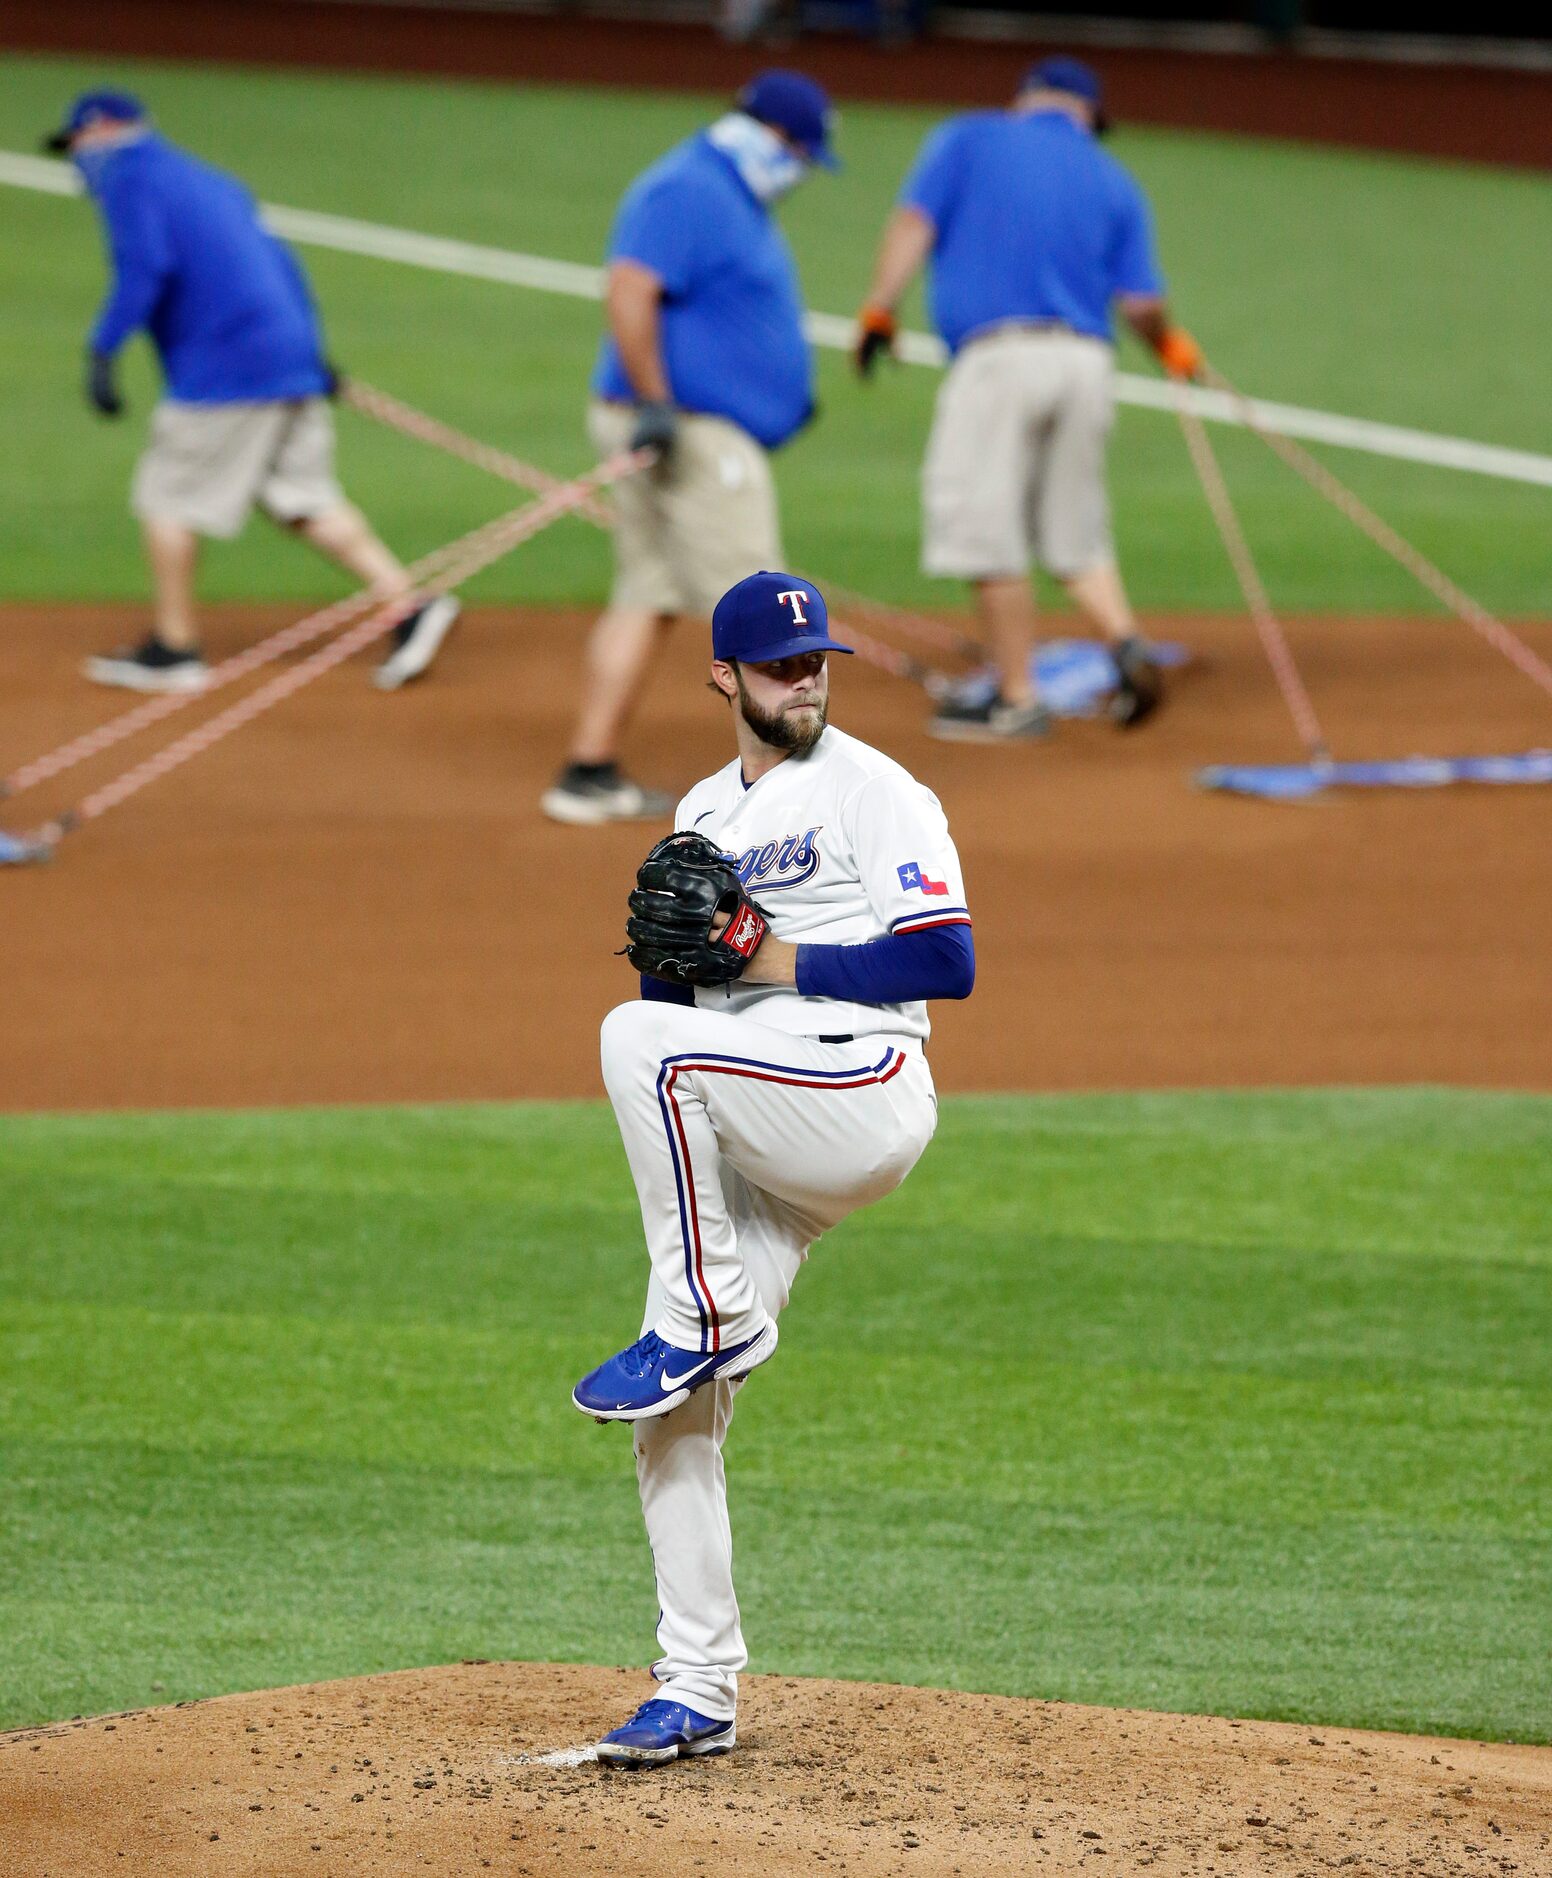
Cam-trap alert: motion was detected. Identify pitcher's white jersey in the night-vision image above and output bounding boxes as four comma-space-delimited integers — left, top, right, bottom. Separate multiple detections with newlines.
675, 725, 970, 1041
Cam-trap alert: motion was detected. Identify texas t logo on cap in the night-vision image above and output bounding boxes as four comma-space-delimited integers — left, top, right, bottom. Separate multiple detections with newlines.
711, 571, 855, 665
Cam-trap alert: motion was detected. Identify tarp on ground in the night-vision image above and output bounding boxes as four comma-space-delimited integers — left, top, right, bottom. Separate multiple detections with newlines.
1198, 751, 1552, 801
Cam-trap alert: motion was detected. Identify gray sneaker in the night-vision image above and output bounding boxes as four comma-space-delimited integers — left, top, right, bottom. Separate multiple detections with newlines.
541, 765, 672, 825
928, 692, 1052, 743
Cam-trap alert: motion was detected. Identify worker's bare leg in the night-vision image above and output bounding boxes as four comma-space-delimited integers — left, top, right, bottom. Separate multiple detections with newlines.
571, 604, 676, 764
972, 576, 1039, 708
143, 516, 202, 651
290, 502, 414, 611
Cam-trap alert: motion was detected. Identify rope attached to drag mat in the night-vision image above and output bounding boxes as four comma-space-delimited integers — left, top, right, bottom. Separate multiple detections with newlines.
1201, 361, 1552, 704
6, 452, 649, 858
342, 380, 970, 691
1175, 384, 1330, 765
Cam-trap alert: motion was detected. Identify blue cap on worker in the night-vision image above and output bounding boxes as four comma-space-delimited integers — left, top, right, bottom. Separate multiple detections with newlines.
44, 89, 146, 153
738, 70, 841, 170
1022, 55, 1109, 133
712, 572, 854, 664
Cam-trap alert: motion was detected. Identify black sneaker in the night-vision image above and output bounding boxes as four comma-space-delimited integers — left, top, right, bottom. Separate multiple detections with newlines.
83, 635, 208, 694
540, 763, 673, 826
1110, 635, 1164, 728
372, 594, 462, 690
928, 692, 1052, 744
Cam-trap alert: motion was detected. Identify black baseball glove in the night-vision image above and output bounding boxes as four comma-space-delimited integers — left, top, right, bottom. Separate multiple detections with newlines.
626, 831, 771, 989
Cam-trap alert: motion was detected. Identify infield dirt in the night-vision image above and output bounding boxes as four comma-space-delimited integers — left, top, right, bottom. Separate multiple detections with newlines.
6, 1661, 1551, 1877
3, 600, 1550, 1108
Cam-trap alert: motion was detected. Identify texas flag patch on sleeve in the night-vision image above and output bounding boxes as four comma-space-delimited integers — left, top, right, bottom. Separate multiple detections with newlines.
897, 860, 948, 896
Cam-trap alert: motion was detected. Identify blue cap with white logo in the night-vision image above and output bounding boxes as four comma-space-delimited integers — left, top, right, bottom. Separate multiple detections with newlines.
738, 70, 840, 170
44, 90, 147, 153
712, 572, 854, 665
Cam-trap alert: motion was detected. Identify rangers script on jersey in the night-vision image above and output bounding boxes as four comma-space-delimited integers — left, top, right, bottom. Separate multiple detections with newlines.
675, 724, 972, 1041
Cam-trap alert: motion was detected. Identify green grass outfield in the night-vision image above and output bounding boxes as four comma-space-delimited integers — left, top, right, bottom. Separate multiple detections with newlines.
2, 1089, 1548, 1741
2, 52, 1551, 614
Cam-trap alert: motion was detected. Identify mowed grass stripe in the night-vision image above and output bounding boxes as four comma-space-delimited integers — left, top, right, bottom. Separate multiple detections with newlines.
4, 1298, 1546, 1524
4, 1442, 1546, 1744
1, 1091, 1548, 1739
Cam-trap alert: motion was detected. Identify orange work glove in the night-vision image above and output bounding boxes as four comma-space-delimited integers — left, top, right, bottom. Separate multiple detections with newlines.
854, 305, 898, 378
1156, 327, 1203, 381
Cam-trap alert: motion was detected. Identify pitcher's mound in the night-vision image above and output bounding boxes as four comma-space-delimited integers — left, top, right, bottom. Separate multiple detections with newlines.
4, 1661, 1548, 1876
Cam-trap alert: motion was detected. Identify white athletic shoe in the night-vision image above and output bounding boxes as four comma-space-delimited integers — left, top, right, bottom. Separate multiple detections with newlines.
541, 766, 673, 825
83, 637, 209, 694
372, 595, 461, 690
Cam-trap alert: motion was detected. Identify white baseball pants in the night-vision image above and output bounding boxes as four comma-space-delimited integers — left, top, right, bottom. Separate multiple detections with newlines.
598, 1000, 939, 1719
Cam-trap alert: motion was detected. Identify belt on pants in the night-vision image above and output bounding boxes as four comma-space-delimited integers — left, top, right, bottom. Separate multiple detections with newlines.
962, 318, 1080, 348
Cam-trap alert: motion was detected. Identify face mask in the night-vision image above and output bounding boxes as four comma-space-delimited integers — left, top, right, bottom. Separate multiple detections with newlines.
706, 112, 807, 204
72, 125, 148, 182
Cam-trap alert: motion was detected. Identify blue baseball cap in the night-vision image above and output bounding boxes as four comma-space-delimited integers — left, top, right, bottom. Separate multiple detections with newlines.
1022, 56, 1109, 133
44, 89, 146, 153
712, 572, 854, 665
738, 70, 840, 169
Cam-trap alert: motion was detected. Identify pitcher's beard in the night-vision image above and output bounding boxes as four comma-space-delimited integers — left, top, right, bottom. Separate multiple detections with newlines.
736, 680, 828, 755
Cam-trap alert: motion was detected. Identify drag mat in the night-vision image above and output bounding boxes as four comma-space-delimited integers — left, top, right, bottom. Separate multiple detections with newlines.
2, 602, 1550, 1109
4, 1660, 1550, 1877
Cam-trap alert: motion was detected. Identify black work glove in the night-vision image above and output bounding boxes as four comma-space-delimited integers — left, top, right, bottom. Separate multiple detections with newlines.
630, 399, 679, 459
86, 351, 123, 418
321, 359, 345, 399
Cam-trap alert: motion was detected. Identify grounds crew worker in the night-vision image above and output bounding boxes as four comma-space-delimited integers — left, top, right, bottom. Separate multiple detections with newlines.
854, 57, 1201, 740
50, 90, 458, 695
542, 70, 837, 825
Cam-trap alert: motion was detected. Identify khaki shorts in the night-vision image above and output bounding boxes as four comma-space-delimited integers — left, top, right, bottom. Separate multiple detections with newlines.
922, 329, 1116, 581
132, 397, 344, 539
588, 400, 781, 617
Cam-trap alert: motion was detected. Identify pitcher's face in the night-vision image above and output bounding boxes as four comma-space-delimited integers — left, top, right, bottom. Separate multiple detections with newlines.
729, 652, 829, 754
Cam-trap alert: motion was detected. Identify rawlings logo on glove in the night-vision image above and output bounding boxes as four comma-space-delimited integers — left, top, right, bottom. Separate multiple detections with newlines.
625, 831, 772, 989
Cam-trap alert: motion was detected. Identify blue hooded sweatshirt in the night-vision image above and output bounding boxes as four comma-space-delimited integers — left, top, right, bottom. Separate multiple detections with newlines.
81, 133, 329, 404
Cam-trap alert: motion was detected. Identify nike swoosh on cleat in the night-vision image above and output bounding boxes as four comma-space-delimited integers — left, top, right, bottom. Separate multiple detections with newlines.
660, 1357, 718, 1390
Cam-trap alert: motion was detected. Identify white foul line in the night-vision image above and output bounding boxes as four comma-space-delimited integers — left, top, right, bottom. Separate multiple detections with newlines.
5, 147, 1550, 491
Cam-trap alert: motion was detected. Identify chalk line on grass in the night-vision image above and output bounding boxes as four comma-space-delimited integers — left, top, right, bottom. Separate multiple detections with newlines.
4, 148, 1550, 489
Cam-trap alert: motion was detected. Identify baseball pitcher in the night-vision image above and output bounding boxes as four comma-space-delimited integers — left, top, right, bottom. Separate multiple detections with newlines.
573, 570, 974, 1764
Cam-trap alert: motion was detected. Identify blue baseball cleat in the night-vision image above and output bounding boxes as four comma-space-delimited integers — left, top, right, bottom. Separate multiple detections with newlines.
596, 1698, 735, 1766
572, 1321, 777, 1422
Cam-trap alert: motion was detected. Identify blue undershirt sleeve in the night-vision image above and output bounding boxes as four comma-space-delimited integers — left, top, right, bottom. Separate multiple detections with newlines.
640, 973, 696, 1007
795, 924, 975, 1006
